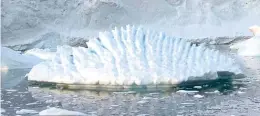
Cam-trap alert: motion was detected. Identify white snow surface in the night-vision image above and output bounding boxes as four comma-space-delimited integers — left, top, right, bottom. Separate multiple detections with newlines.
2, 0, 260, 50
39, 107, 86, 115
1, 47, 42, 69
28, 25, 242, 85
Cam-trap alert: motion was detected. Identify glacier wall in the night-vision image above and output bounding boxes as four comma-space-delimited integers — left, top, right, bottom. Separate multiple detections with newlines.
28, 25, 242, 85
2, 0, 260, 50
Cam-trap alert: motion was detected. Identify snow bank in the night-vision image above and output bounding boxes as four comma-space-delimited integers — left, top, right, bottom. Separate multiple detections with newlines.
39, 107, 86, 116
28, 25, 242, 85
2, 0, 260, 50
1, 47, 42, 69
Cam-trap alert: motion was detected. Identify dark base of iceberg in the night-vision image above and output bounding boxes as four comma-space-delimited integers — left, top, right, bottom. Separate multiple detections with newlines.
28, 71, 245, 92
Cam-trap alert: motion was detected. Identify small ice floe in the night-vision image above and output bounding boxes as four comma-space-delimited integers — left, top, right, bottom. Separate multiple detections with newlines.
16, 109, 38, 115
110, 105, 119, 107
137, 100, 149, 104
181, 102, 195, 105
142, 96, 155, 100
113, 91, 136, 94
39, 107, 86, 115
193, 86, 202, 89
239, 87, 247, 90
45, 99, 60, 104
136, 114, 149, 116
176, 90, 199, 94
193, 94, 204, 98
149, 93, 159, 95
6, 89, 17, 92
1, 108, 6, 113
88, 111, 97, 116
26, 101, 40, 106
205, 90, 220, 94
237, 91, 245, 94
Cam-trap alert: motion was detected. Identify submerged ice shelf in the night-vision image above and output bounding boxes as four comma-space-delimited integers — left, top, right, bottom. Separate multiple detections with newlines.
28, 25, 242, 86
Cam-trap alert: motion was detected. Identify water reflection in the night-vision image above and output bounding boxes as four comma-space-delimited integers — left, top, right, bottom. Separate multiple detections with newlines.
28, 71, 246, 95
0, 67, 248, 116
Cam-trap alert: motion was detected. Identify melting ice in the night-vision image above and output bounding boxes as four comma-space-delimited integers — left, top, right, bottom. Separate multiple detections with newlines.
28, 25, 242, 85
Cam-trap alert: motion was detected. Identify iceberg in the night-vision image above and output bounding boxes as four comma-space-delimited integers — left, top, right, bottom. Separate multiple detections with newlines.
28, 25, 242, 86
230, 25, 260, 56
1, 47, 42, 70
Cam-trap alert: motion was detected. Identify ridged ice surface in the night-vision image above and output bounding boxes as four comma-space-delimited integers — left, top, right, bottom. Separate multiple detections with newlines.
28, 25, 242, 85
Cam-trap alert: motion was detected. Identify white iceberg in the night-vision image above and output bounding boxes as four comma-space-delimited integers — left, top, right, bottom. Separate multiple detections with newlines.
28, 25, 242, 86
230, 25, 260, 56
1, 47, 42, 70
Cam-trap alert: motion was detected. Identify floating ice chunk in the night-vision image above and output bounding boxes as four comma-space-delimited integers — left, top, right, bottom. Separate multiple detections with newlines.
176, 90, 199, 94
16, 109, 38, 114
1, 108, 6, 113
28, 25, 242, 85
39, 107, 86, 115
1, 47, 42, 69
137, 100, 149, 104
193, 94, 204, 98
24, 48, 56, 60
237, 91, 245, 94
193, 86, 202, 89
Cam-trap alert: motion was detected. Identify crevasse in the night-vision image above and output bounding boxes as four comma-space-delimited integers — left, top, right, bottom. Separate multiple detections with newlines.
28, 25, 242, 85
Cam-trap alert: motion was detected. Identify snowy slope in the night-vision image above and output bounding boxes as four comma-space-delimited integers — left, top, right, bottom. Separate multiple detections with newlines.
28, 25, 242, 85
2, 0, 260, 51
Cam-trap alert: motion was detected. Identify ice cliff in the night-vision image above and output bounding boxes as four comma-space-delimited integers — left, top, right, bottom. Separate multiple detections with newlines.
2, 0, 260, 51
28, 25, 242, 85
